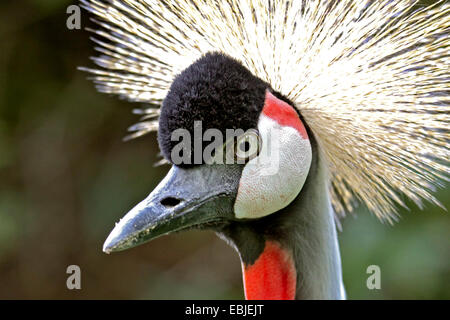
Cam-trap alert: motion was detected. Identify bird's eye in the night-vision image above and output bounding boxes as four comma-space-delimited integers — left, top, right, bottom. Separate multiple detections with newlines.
235, 129, 261, 163
239, 141, 251, 152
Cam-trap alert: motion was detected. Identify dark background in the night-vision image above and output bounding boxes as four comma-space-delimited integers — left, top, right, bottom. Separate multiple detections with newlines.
0, 0, 448, 299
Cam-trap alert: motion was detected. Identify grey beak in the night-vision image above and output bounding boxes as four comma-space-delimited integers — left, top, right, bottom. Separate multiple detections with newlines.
103, 164, 242, 253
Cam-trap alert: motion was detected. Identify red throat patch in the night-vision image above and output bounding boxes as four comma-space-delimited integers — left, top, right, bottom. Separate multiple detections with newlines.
242, 241, 297, 300
262, 91, 309, 139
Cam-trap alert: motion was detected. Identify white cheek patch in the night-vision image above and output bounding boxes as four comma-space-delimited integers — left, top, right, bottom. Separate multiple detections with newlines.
234, 114, 312, 219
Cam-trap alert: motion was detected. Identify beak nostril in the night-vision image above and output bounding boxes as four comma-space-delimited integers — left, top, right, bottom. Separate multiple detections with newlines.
160, 197, 182, 208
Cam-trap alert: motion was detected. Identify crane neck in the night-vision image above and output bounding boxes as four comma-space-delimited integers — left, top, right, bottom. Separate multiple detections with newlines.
284, 153, 346, 299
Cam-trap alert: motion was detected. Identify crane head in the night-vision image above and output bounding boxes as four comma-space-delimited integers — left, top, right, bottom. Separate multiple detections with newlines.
103, 53, 312, 254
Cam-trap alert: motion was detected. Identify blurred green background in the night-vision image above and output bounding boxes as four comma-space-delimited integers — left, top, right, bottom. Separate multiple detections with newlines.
0, 0, 448, 299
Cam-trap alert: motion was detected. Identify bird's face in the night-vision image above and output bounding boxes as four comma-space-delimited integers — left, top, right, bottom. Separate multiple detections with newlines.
103, 53, 312, 253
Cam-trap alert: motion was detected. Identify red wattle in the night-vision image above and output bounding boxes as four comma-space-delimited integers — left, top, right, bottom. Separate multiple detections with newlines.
242, 241, 297, 300
262, 91, 309, 139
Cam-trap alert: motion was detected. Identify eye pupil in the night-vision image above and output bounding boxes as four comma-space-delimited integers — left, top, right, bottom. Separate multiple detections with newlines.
240, 141, 251, 152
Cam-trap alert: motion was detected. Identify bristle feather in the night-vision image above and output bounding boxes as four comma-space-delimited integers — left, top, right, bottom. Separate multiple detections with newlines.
80, 0, 450, 221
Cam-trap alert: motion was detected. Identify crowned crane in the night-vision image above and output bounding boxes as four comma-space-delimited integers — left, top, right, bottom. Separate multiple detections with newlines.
80, 0, 450, 300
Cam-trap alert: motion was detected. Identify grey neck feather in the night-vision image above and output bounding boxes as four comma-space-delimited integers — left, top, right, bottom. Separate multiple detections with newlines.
287, 151, 346, 299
